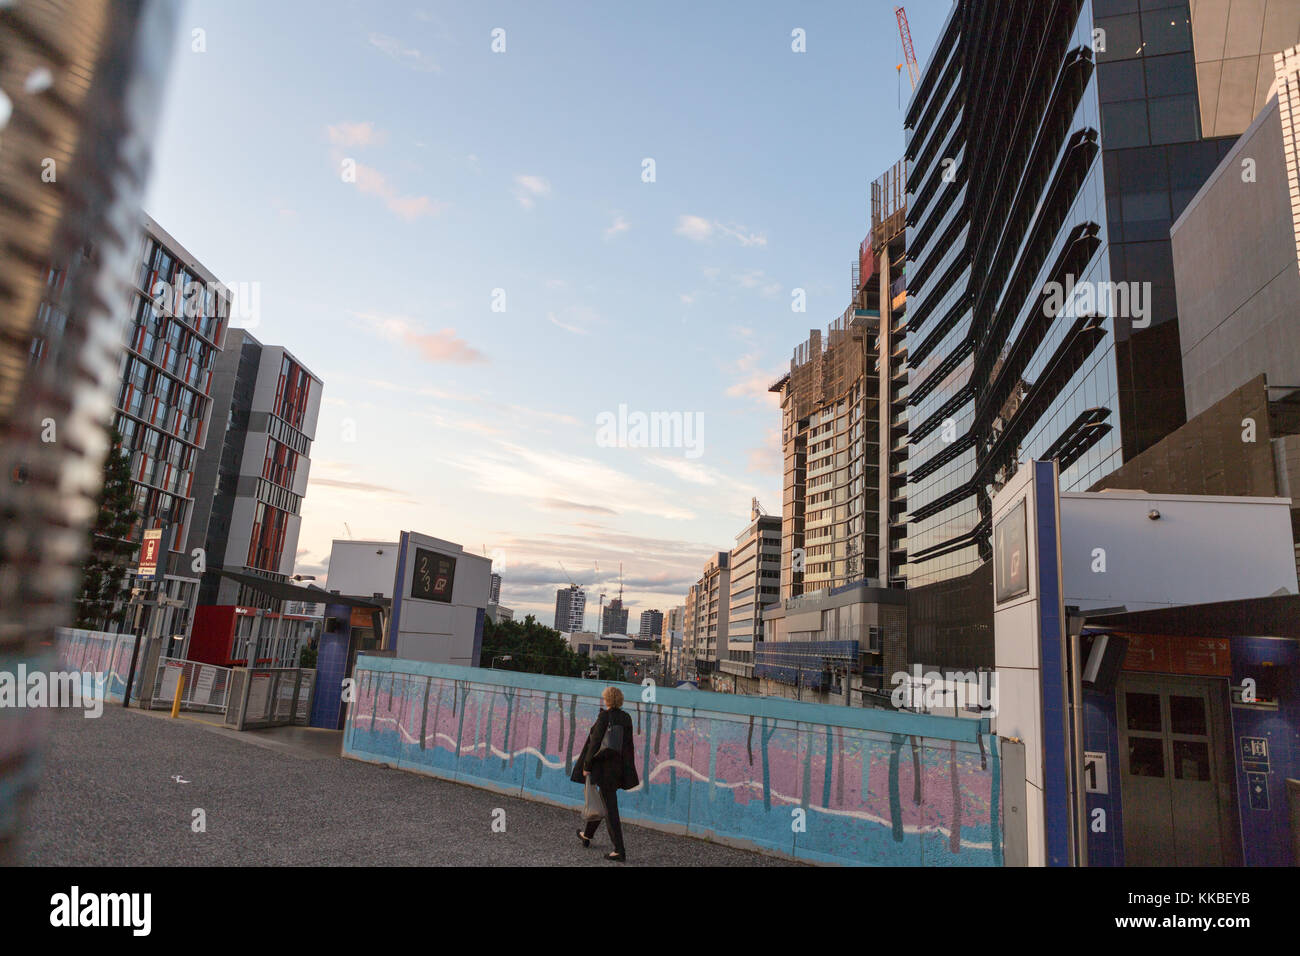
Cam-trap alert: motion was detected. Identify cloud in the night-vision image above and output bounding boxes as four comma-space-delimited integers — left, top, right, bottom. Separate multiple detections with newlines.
604, 214, 630, 239
368, 33, 440, 72
353, 162, 447, 220
726, 352, 783, 404
309, 478, 411, 495
353, 311, 487, 364
733, 270, 782, 297
747, 426, 782, 475
541, 498, 619, 515
676, 216, 766, 246
327, 121, 386, 148
514, 174, 551, 208
440, 440, 695, 520
546, 311, 585, 335
648, 457, 721, 486
675, 215, 713, 241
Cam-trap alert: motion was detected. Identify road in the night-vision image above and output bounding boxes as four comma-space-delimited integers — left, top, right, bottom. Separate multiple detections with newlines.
20, 704, 797, 866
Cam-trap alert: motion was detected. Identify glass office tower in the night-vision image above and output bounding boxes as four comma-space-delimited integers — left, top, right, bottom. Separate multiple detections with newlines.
903, 0, 1237, 663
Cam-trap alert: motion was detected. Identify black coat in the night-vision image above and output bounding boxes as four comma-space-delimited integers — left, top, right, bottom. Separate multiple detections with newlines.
569, 706, 639, 791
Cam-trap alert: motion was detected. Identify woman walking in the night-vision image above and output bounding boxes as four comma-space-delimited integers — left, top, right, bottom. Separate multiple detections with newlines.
571, 685, 639, 861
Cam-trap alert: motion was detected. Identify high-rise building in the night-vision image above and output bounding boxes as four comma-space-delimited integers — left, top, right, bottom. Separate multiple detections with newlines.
47, 214, 232, 636
901, 0, 1264, 667
720, 510, 781, 688
637, 609, 663, 639
554, 584, 586, 633
601, 597, 629, 635
188, 328, 322, 609
665, 605, 686, 634
489, 572, 502, 605
683, 552, 730, 677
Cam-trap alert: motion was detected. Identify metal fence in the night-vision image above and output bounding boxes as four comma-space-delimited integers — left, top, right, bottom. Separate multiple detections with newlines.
224, 667, 316, 730
150, 657, 232, 715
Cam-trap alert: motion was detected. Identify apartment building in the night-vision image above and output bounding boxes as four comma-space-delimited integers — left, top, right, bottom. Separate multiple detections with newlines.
683, 551, 730, 679
553, 584, 586, 633
188, 328, 322, 610
720, 510, 781, 689
637, 609, 663, 639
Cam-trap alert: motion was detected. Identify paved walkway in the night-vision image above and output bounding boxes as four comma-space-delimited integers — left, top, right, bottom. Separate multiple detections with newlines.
21, 704, 797, 866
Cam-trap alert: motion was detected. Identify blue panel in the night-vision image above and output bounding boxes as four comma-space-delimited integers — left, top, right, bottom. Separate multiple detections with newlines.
1034, 461, 1071, 867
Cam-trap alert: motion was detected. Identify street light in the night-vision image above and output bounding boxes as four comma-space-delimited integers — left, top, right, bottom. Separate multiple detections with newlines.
292, 575, 316, 581
491, 655, 513, 669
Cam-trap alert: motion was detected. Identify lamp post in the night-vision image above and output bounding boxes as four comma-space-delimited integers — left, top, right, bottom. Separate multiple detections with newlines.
491, 655, 513, 669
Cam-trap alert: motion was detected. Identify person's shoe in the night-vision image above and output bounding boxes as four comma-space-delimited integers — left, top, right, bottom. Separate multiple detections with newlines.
577, 830, 591, 848
606, 851, 626, 862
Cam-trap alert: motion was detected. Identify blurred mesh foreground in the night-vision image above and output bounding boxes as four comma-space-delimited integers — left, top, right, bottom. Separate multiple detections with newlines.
0, 0, 174, 862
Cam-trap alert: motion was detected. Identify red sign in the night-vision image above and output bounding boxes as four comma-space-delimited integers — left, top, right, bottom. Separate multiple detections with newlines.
1122, 633, 1231, 677
138, 528, 163, 579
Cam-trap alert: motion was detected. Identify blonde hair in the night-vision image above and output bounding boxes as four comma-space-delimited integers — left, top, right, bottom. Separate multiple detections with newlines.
602, 686, 624, 709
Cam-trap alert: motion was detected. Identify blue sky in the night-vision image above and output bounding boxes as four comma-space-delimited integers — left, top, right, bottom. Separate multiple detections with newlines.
143, 0, 951, 627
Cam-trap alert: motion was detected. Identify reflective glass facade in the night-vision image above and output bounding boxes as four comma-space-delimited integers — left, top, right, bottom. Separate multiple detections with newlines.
903, 0, 1233, 606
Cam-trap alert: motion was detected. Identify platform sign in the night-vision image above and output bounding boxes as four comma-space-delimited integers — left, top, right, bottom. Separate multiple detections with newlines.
137, 528, 164, 579
410, 547, 455, 603
1083, 751, 1108, 794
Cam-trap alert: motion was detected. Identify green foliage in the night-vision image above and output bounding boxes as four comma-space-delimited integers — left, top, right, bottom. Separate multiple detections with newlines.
299, 643, 318, 668
74, 428, 137, 630
592, 652, 625, 682
478, 614, 585, 677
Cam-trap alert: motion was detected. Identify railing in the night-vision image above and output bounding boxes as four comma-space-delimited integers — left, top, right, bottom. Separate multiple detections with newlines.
223, 667, 316, 730
150, 657, 232, 714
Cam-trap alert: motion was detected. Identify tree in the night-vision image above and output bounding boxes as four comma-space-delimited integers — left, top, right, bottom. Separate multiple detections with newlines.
592, 652, 624, 682
478, 614, 585, 677
74, 428, 137, 630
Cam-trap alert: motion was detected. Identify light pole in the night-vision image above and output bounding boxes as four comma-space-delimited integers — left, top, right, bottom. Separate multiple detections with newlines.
491, 655, 513, 669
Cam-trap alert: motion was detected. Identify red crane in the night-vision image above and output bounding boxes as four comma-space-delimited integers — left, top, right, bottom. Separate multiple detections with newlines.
896, 6, 920, 91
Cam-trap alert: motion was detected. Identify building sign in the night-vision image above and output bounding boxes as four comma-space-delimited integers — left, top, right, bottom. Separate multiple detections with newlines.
410, 547, 455, 603
137, 528, 164, 579
1240, 736, 1270, 773
1247, 772, 1270, 811
191, 665, 216, 706
1083, 751, 1108, 794
1123, 634, 1231, 677
994, 498, 1029, 603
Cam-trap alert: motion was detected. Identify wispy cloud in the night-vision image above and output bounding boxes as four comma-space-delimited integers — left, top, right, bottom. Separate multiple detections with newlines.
353, 311, 487, 364
726, 352, 783, 404
676, 215, 766, 246
648, 457, 722, 486
542, 498, 619, 515
514, 174, 551, 208
747, 426, 782, 475
354, 162, 448, 220
604, 213, 630, 240
368, 33, 440, 73
547, 311, 585, 335
327, 121, 387, 148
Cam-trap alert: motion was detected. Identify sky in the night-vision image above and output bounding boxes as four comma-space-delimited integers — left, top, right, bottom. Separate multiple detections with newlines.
142, 0, 951, 629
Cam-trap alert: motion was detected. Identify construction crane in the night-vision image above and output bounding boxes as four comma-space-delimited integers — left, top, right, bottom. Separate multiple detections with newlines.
896, 6, 919, 91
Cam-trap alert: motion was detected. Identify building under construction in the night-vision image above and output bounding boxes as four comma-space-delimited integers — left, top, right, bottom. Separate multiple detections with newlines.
760, 159, 910, 704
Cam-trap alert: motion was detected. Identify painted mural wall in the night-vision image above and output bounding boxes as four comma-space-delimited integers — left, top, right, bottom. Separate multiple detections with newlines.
343, 656, 1004, 866
55, 628, 140, 703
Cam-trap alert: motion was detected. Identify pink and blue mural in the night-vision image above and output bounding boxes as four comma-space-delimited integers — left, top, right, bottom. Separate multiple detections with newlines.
343, 656, 1004, 866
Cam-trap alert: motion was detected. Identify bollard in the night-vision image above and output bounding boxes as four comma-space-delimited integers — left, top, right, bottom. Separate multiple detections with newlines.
170, 671, 185, 718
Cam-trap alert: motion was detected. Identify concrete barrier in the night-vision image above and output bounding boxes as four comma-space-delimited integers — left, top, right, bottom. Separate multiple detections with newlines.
343, 656, 1004, 866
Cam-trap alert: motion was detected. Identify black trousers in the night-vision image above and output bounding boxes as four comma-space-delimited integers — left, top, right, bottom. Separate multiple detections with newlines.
583, 783, 625, 855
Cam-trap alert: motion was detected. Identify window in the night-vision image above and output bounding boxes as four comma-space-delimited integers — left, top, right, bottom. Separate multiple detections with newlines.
1148, 94, 1198, 145
1140, 8, 1191, 56
1095, 15, 1142, 62
1098, 59, 1146, 103
1102, 100, 1149, 148
1143, 52, 1195, 98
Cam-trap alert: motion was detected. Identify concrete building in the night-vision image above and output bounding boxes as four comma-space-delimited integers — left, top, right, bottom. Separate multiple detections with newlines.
637, 608, 663, 639
553, 584, 586, 633
1174, 53, 1300, 416
489, 572, 502, 605
189, 329, 322, 610
720, 509, 781, 689
683, 551, 730, 679
486, 604, 513, 624
601, 596, 629, 635
1188, 0, 1300, 138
